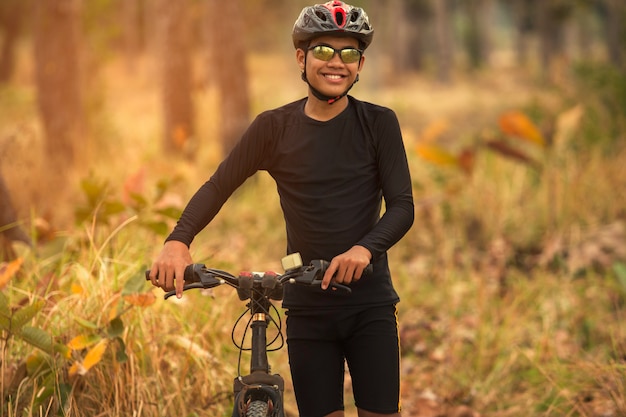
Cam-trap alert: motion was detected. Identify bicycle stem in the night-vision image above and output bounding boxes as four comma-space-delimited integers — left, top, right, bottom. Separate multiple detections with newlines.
250, 314, 270, 373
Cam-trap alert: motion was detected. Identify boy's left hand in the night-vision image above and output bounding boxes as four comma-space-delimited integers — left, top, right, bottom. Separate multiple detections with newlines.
322, 245, 372, 290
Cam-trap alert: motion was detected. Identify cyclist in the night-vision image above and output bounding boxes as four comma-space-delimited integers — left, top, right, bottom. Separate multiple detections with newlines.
149, 1, 414, 416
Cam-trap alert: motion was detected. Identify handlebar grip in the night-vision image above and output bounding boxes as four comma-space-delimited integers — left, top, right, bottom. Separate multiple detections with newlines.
144, 265, 199, 283
184, 264, 200, 283
318, 263, 373, 293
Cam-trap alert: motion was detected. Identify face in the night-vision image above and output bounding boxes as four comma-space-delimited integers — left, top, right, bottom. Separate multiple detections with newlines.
297, 35, 365, 99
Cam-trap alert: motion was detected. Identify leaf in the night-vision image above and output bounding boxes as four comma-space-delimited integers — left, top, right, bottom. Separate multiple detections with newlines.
113, 337, 128, 363
485, 140, 540, 168
154, 206, 183, 220
70, 283, 84, 295
74, 317, 99, 330
123, 292, 156, 307
140, 220, 170, 236
80, 176, 109, 206
82, 339, 109, 372
67, 334, 100, 350
106, 317, 124, 338
498, 111, 545, 147
122, 270, 149, 295
20, 326, 54, 353
102, 200, 126, 218
26, 352, 50, 375
614, 262, 626, 293
0, 258, 23, 289
54, 343, 72, 359
10, 300, 45, 332
122, 168, 146, 206
0, 292, 11, 330
415, 143, 459, 167
68, 361, 86, 377
418, 119, 449, 143
457, 149, 475, 176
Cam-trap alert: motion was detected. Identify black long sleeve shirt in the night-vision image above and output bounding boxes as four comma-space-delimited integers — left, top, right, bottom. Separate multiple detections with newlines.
167, 96, 414, 309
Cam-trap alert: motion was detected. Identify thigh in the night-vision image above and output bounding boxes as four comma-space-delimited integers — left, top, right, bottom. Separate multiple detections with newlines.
286, 313, 345, 417
344, 305, 401, 414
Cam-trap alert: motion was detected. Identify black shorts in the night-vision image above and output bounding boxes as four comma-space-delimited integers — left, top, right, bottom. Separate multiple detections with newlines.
286, 304, 401, 417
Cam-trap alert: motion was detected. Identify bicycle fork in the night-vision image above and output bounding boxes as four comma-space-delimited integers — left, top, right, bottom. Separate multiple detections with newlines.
232, 298, 285, 416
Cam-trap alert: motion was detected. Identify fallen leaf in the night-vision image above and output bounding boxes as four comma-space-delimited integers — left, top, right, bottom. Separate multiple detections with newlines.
0, 258, 23, 289
499, 110, 545, 147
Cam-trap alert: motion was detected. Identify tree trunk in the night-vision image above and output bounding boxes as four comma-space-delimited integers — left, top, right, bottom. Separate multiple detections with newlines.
601, 0, 625, 71
122, 0, 144, 70
432, 0, 454, 83
0, 0, 26, 83
510, 0, 536, 68
157, 0, 195, 158
464, 0, 492, 70
0, 168, 30, 261
207, 0, 251, 156
537, 0, 572, 77
33, 0, 85, 168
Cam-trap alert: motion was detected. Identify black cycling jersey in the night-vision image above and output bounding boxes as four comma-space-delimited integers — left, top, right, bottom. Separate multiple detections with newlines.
166, 95, 414, 309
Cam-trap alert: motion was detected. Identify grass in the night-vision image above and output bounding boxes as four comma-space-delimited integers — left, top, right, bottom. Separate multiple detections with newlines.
1, 50, 626, 416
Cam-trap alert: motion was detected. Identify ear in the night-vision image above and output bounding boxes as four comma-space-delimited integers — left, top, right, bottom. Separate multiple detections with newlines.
296, 48, 306, 72
357, 54, 366, 72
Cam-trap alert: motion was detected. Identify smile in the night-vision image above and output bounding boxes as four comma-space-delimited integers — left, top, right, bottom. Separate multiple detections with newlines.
324, 74, 345, 80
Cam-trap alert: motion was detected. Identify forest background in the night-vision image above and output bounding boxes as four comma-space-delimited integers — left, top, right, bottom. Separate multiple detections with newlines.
0, 0, 625, 416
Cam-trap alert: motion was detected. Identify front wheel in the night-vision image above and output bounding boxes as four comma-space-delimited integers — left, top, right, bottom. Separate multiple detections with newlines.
245, 400, 269, 417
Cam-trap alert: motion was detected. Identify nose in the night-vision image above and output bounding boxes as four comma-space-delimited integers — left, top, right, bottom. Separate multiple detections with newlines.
327, 51, 345, 65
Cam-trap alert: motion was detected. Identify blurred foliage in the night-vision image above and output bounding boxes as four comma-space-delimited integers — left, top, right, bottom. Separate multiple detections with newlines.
75, 172, 183, 236
571, 62, 626, 149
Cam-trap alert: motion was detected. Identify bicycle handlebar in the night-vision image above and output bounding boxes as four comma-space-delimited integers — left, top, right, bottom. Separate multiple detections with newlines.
145, 254, 373, 300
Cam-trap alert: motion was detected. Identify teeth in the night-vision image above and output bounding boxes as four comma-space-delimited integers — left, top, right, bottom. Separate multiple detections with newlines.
325, 74, 343, 79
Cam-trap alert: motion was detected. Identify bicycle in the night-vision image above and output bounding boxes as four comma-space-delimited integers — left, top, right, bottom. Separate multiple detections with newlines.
147, 253, 370, 417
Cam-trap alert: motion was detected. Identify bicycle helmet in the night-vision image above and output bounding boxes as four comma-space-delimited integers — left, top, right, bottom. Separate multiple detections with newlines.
292, 1, 374, 104
292, 1, 374, 50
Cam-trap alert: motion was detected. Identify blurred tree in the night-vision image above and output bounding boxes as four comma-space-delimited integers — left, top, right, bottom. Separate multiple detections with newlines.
157, 0, 195, 158
537, 0, 573, 76
0, 0, 27, 83
0, 168, 30, 260
207, 0, 251, 156
33, 0, 86, 168
432, 0, 453, 83
388, 0, 433, 73
598, 0, 625, 71
461, 0, 493, 69
122, 0, 145, 69
508, 0, 536, 67
406, 0, 435, 72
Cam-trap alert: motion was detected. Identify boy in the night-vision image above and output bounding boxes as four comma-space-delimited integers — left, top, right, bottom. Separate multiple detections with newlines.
149, 2, 414, 416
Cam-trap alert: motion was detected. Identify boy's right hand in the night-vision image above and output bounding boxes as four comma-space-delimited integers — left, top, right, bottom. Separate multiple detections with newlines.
148, 240, 193, 299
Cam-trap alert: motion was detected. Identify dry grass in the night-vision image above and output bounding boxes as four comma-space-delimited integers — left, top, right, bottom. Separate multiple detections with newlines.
1, 50, 625, 417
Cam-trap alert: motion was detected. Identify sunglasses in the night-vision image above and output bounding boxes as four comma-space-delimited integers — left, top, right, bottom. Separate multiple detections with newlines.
308, 45, 363, 64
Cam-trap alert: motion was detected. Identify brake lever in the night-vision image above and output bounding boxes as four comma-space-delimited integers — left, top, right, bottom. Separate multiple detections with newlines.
146, 264, 223, 299
291, 260, 374, 294
164, 283, 205, 299
310, 278, 352, 294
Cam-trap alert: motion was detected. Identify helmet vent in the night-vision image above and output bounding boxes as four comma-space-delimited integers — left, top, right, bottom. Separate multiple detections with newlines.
334, 11, 344, 27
